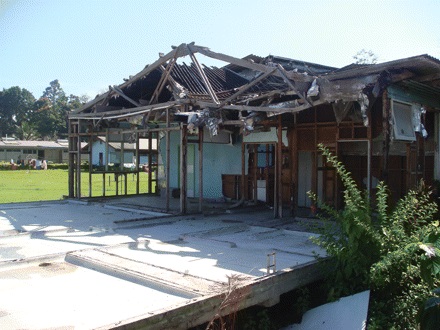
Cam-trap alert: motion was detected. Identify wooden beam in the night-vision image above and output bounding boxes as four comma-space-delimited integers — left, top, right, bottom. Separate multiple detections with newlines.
412, 72, 440, 83
191, 44, 314, 83
148, 132, 153, 193
276, 117, 283, 218
136, 132, 140, 195
291, 119, 298, 217
381, 90, 391, 182
276, 64, 312, 107
241, 142, 246, 201
88, 135, 92, 197
149, 58, 177, 105
69, 101, 182, 120
180, 123, 188, 214
187, 44, 220, 105
219, 68, 278, 107
166, 109, 171, 212
110, 85, 142, 107
72, 43, 190, 114
198, 127, 204, 213
76, 120, 82, 199
68, 121, 75, 198
196, 99, 327, 114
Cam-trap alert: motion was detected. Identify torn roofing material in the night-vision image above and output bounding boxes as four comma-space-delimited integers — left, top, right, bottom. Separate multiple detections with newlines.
70, 43, 440, 132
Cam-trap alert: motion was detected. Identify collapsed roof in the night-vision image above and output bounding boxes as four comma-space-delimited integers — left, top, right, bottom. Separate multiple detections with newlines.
70, 43, 440, 135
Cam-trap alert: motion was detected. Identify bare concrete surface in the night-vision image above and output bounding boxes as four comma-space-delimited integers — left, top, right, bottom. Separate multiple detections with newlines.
0, 198, 326, 329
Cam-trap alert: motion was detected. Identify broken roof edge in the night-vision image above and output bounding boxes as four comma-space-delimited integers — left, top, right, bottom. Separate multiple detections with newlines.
326, 54, 440, 80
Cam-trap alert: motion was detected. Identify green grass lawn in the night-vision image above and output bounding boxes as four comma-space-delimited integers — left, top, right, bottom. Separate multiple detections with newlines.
0, 170, 156, 204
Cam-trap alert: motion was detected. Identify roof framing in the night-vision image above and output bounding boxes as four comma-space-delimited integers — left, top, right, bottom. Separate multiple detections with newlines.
70, 43, 440, 130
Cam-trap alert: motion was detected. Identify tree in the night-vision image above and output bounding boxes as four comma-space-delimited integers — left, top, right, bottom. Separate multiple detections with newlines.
33, 80, 79, 139
353, 49, 378, 65
0, 87, 35, 137
1, 81, 88, 140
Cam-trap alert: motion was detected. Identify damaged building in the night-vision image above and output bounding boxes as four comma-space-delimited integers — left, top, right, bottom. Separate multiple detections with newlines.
68, 43, 440, 217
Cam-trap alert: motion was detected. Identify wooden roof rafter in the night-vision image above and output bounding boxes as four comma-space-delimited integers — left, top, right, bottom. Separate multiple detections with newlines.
109, 85, 141, 107
69, 100, 184, 120
276, 64, 313, 107
72, 43, 190, 114
148, 56, 178, 105
218, 68, 278, 108
191, 44, 315, 83
187, 43, 220, 105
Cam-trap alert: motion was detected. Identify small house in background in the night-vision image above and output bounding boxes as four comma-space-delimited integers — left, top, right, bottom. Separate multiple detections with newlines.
0, 137, 86, 164
82, 136, 158, 169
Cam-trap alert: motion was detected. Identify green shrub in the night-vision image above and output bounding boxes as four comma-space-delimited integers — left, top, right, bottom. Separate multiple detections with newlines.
310, 143, 440, 329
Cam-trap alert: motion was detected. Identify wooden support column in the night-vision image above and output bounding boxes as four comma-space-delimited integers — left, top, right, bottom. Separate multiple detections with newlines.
135, 131, 140, 194
105, 129, 110, 196
88, 135, 92, 197
76, 120, 82, 199
241, 142, 246, 201
166, 109, 171, 212
276, 118, 283, 218
312, 109, 318, 206
253, 145, 258, 204
382, 90, 391, 183
120, 140, 124, 196
180, 123, 188, 214
105, 129, 109, 172
367, 111, 373, 198
148, 132, 153, 193
291, 122, 299, 217
68, 120, 75, 198
198, 127, 204, 213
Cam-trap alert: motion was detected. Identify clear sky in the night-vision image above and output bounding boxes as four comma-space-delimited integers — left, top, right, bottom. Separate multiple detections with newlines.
1, 0, 439, 99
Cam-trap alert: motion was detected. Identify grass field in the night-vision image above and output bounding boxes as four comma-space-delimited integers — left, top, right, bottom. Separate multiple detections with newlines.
0, 170, 156, 204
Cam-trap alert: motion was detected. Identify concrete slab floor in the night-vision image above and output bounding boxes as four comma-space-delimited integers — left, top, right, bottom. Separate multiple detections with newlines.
0, 199, 326, 329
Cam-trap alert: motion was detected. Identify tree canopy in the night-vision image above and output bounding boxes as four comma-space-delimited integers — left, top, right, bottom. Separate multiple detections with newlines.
0, 80, 88, 140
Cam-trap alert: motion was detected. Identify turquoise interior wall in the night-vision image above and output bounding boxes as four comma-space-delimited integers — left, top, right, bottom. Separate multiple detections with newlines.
160, 130, 242, 199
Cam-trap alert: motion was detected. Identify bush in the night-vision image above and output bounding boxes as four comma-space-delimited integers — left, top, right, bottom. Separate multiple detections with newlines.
310, 144, 440, 329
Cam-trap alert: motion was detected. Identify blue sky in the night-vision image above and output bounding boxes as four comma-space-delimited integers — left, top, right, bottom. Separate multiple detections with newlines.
1, 0, 439, 99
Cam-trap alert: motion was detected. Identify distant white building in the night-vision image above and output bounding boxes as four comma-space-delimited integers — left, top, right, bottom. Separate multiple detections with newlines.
82, 136, 157, 168
0, 137, 85, 163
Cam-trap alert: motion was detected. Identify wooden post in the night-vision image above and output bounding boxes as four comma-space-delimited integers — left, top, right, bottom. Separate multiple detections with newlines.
382, 90, 391, 183
120, 139, 124, 196
88, 135, 92, 197
135, 131, 140, 194
180, 123, 188, 214
76, 120, 82, 199
198, 127, 204, 213
105, 129, 109, 172
241, 142, 246, 201
68, 120, 75, 198
290, 124, 298, 217
253, 145, 258, 204
166, 109, 171, 212
148, 132, 153, 193
277, 118, 283, 218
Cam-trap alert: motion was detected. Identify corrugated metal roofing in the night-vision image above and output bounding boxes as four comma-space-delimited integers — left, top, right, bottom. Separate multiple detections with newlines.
170, 62, 248, 100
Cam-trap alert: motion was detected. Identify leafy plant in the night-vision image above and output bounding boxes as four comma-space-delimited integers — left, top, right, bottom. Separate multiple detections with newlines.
310, 143, 440, 329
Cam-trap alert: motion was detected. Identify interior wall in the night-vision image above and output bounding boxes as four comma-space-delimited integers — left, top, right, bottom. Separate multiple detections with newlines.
160, 130, 242, 199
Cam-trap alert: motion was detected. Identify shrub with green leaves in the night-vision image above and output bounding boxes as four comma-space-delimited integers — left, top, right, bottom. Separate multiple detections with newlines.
310, 143, 440, 329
